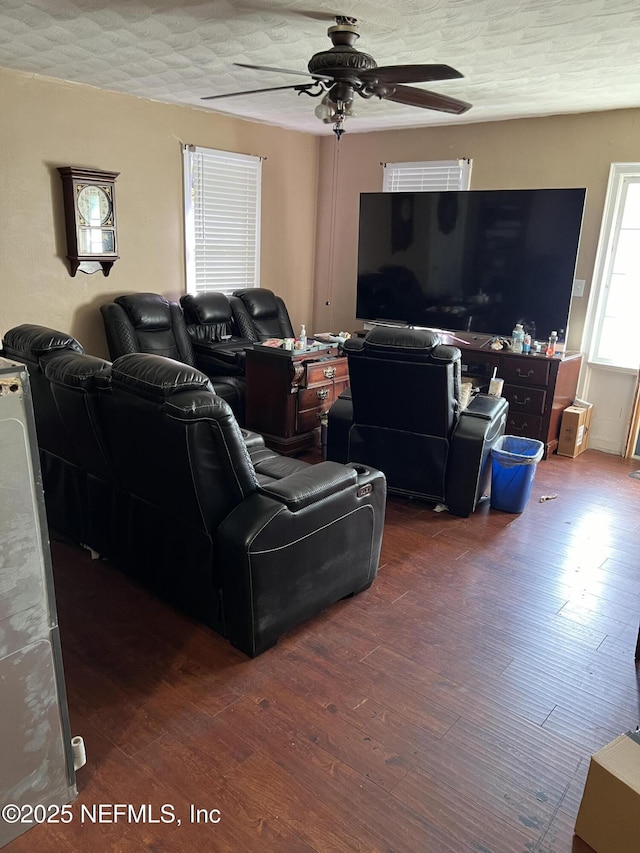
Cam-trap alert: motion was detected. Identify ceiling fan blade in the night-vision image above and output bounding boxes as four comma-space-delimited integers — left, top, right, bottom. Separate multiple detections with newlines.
359, 64, 463, 85
382, 84, 472, 115
201, 83, 313, 101
234, 62, 331, 81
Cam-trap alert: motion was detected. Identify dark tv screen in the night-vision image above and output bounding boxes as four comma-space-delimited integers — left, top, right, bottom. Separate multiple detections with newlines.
356, 188, 586, 341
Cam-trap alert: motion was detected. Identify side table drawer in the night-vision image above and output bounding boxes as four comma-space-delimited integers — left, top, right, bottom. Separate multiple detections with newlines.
297, 379, 349, 432
298, 384, 335, 410
503, 383, 546, 415
304, 358, 348, 386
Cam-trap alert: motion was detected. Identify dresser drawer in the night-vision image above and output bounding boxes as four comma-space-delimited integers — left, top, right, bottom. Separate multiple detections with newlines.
506, 411, 543, 440
304, 358, 348, 387
503, 383, 547, 415
501, 357, 551, 386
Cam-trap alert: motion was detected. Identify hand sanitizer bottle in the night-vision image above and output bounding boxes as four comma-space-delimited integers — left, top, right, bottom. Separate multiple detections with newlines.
299, 324, 307, 350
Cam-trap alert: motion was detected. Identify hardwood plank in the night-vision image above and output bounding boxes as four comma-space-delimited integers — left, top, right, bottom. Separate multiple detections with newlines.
8, 448, 640, 852
220, 701, 463, 852
391, 763, 534, 852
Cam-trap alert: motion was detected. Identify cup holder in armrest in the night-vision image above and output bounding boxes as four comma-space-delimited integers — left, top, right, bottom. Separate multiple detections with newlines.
350, 463, 370, 477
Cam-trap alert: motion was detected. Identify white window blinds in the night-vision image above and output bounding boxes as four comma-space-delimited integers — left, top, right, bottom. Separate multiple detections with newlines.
183, 145, 261, 294
382, 159, 472, 192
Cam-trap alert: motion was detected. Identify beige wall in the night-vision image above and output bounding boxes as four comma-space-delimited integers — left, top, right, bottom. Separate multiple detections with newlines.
313, 108, 640, 350
3, 63, 639, 363
0, 67, 319, 357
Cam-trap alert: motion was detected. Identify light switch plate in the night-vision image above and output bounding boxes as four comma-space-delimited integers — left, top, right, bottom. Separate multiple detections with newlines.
574, 279, 586, 297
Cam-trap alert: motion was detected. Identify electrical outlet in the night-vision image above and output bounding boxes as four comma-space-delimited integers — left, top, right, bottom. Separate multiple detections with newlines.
574, 279, 586, 297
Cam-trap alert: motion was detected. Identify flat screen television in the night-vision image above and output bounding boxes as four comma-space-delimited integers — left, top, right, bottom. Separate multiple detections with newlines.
356, 188, 586, 342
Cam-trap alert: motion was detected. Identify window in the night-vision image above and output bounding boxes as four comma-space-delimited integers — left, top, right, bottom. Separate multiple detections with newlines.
585, 163, 640, 369
182, 145, 261, 295
382, 158, 472, 192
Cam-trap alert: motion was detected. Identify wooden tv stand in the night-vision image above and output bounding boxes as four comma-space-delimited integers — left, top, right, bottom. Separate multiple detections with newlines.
244, 344, 349, 455
458, 344, 583, 458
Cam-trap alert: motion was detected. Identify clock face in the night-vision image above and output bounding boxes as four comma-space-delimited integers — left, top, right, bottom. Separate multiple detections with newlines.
77, 185, 112, 226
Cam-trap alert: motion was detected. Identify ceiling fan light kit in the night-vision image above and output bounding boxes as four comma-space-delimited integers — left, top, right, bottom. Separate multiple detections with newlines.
203, 16, 471, 139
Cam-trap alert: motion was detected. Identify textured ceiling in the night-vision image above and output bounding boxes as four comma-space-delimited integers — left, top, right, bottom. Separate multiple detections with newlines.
1, 0, 640, 135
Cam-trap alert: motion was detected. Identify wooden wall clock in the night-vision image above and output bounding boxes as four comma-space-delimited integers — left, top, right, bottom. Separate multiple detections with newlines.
58, 167, 120, 276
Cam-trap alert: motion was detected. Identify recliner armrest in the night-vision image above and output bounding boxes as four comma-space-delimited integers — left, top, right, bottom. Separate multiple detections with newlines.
192, 338, 251, 355
326, 389, 353, 464
259, 461, 357, 511
240, 428, 265, 449
446, 394, 509, 517
191, 338, 250, 376
460, 392, 508, 423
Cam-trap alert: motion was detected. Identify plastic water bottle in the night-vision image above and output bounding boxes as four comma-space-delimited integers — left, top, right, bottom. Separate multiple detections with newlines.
299, 324, 307, 350
512, 324, 525, 354
546, 330, 558, 357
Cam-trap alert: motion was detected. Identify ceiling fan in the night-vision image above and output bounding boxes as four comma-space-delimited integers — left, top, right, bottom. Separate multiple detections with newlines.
202, 16, 472, 138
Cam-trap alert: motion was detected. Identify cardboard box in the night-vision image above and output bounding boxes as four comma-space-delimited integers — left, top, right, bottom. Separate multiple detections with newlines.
575, 731, 640, 853
557, 399, 593, 458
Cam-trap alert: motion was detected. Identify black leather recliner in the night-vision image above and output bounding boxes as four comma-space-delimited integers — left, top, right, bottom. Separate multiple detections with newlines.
98, 353, 386, 656
180, 292, 253, 376
231, 287, 295, 341
1, 325, 90, 543
327, 326, 508, 518
100, 292, 245, 418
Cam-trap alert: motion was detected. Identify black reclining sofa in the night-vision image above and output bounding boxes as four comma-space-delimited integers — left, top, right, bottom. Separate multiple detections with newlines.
2, 325, 386, 656
100, 292, 246, 420
179, 287, 297, 375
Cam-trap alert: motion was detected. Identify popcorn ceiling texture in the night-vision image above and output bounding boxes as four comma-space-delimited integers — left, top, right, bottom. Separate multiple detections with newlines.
0, 0, 639, 134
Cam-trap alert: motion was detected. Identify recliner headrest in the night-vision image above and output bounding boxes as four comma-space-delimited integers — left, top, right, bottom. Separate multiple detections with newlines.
233, 288, 278, 319
181, 293, 232, 325
364, 326, 442, 351
2, 324, 84, 357
111, 353, 213, 399
115, 294, 173, 331
45, 352, 112, 389
345, 327, 461, 364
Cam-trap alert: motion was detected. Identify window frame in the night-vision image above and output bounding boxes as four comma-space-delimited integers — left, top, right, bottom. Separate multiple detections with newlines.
582, 162, 640, 371
182, 144, 262, 296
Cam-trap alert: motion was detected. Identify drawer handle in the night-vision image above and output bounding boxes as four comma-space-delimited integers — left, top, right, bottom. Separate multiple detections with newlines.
516, 368, 535, 378
512, 395, 531, 406
322, 366, 336, 379
316, 388, 329, 400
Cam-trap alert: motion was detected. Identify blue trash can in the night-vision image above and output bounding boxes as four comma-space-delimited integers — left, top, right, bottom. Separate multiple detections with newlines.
490, 435, 545, 513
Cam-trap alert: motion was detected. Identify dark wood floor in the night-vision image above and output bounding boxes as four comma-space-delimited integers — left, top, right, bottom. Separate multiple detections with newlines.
7, 449, 640, 853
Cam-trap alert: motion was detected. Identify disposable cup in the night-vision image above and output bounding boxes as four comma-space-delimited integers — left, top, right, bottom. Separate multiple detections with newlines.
488, 378, 504, 397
